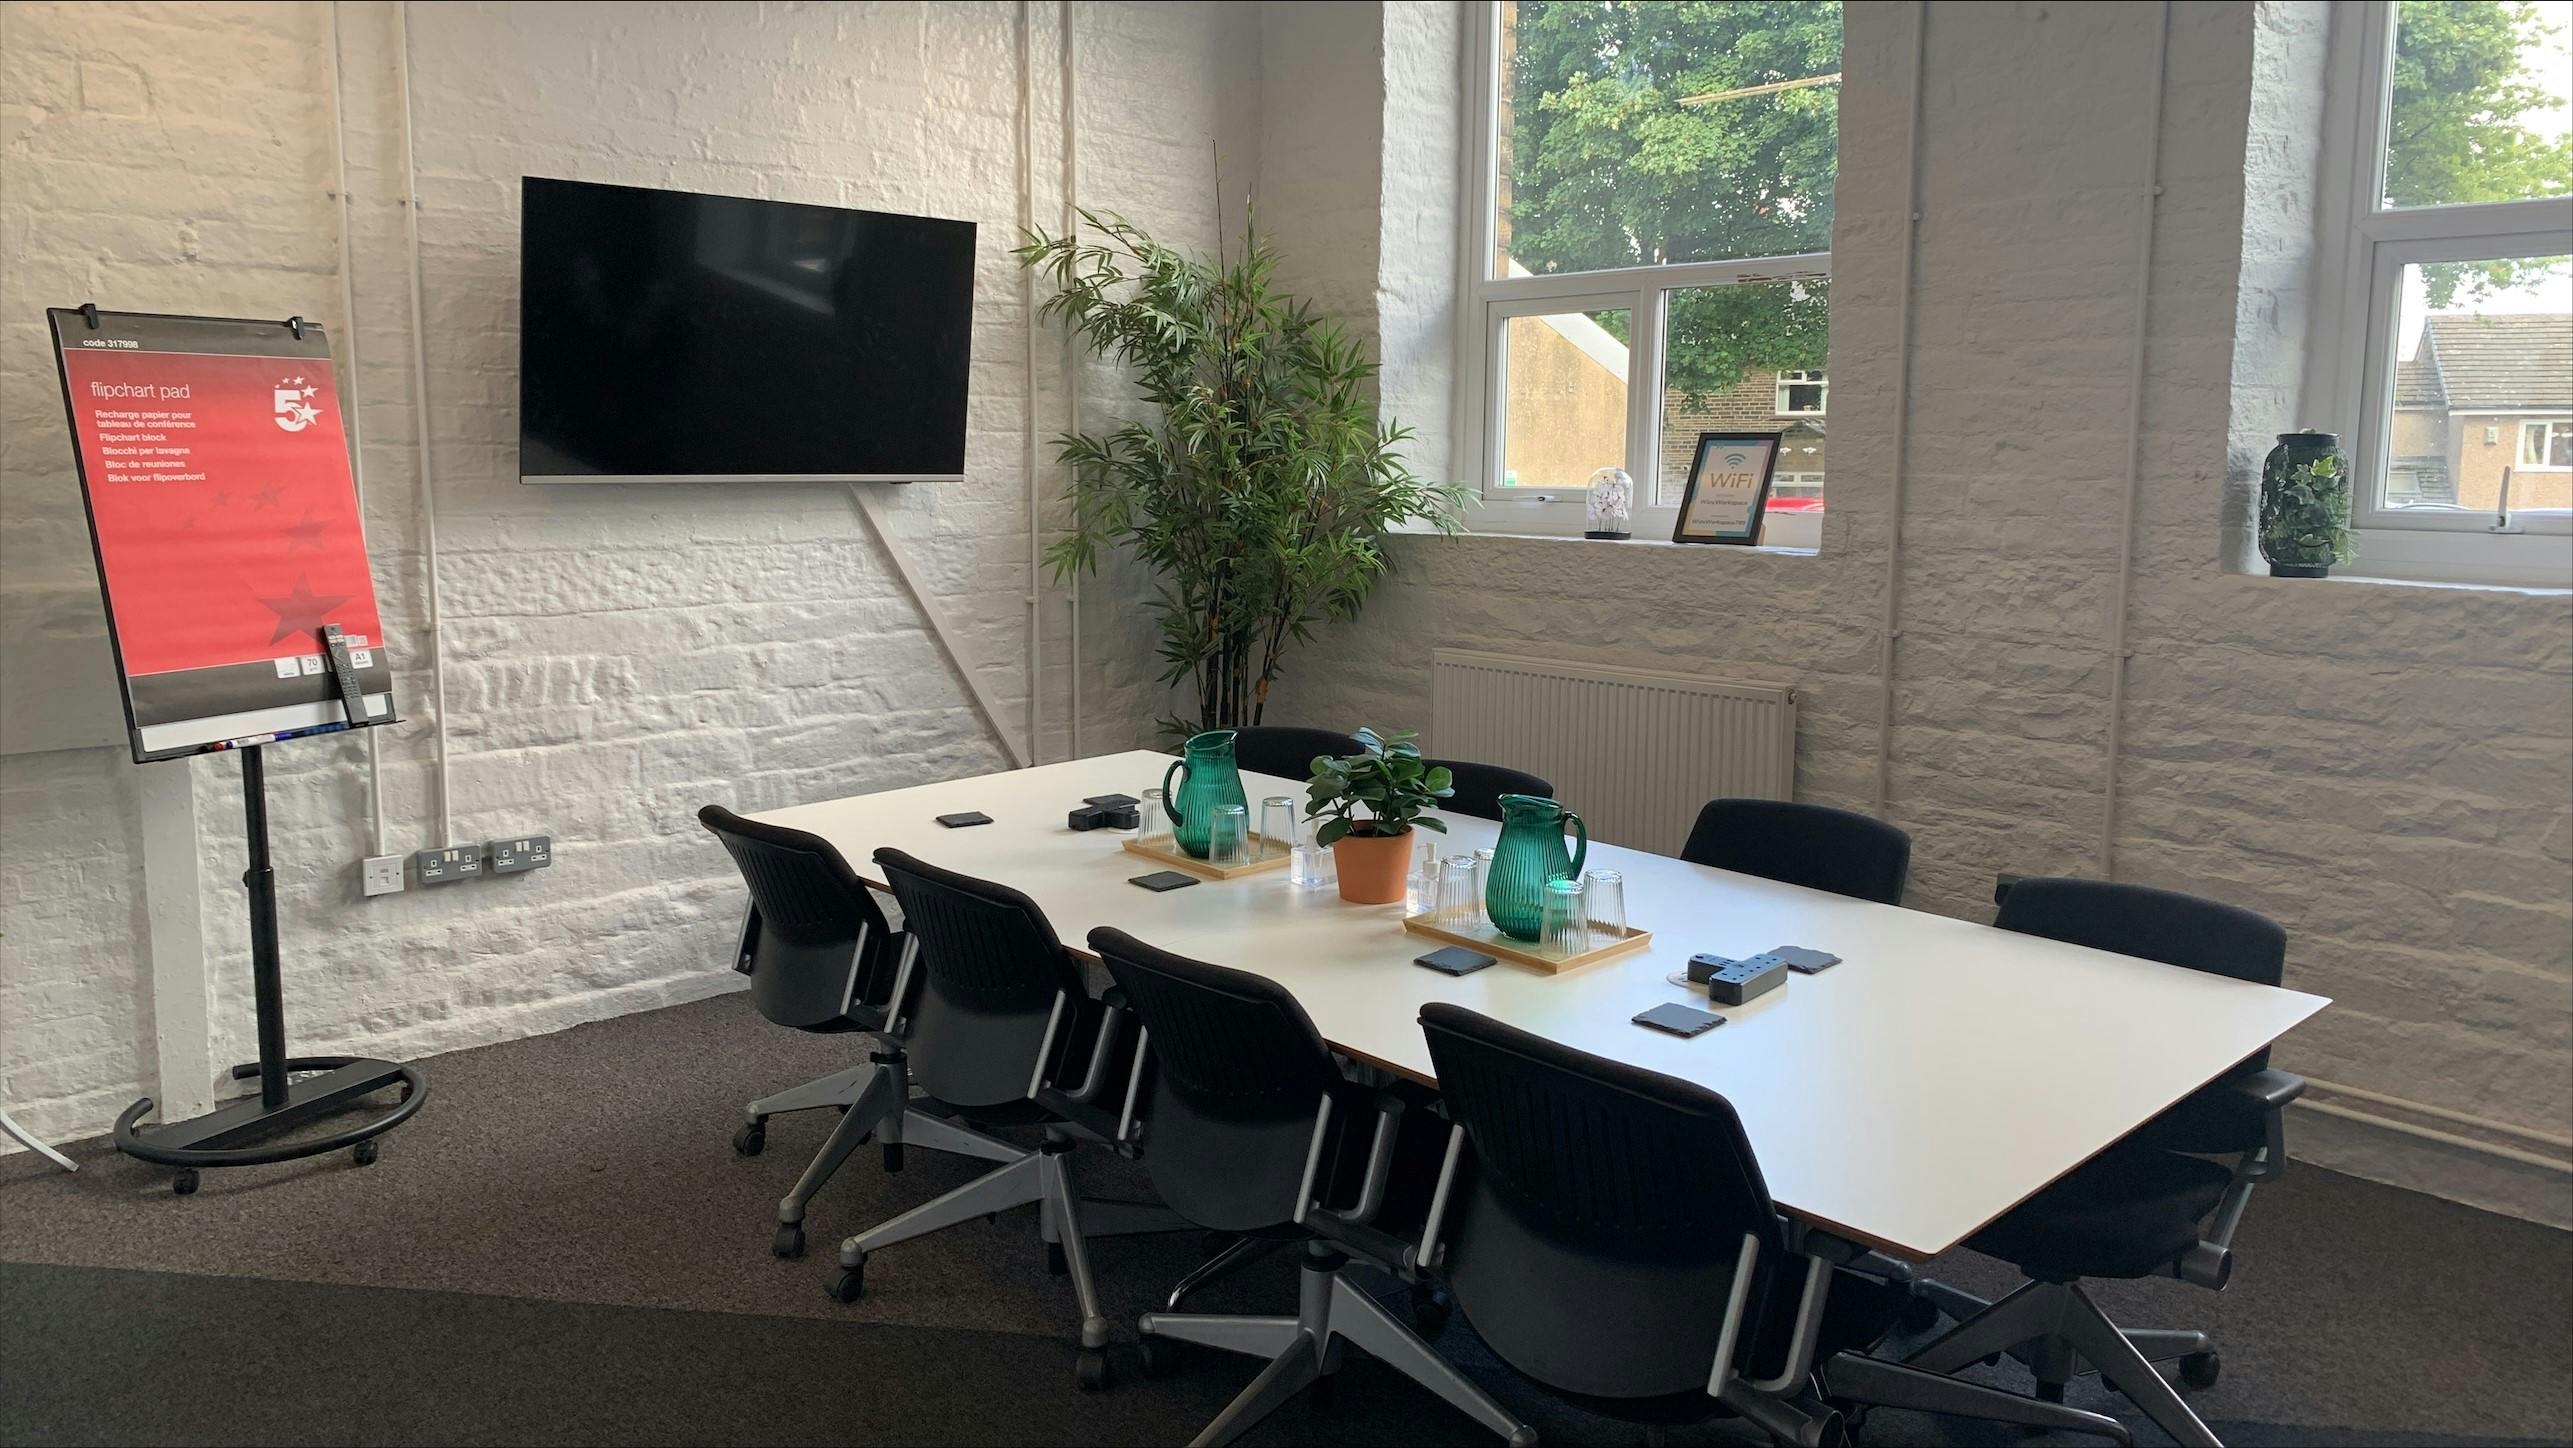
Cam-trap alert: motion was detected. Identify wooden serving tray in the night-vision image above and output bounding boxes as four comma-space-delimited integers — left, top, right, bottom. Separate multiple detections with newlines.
1402, 912, 1653, 975
1122, 833, 1291, 880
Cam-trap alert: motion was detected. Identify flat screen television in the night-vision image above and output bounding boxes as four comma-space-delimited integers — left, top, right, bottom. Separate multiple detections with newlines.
518, 176, 975, 484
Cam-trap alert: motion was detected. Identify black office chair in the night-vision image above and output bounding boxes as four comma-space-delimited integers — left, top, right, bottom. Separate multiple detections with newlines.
1091, 929, 1528, 1447
1680, 799, 1912, 905
1423, 758, 1551, 821
828, 849, 1182, 1389
701, 805, 1000, 1260
1231, 725, 1364, 785
1907, 878, 2303, 1448
1419, 1003, 2128, 1448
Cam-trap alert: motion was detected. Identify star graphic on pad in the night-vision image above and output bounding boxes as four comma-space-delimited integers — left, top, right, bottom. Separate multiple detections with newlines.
258, 574, 349, 644
301, 385, 318, 398
251, 482, 285, 508
293, 403, 320, 425
285, 511, 328, 553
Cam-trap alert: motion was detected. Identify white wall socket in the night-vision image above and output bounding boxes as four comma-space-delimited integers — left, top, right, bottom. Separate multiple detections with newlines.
362, 855, 406, 898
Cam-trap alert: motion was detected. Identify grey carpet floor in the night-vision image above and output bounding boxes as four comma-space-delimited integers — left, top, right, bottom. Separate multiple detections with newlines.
3, 993, 2567, 1447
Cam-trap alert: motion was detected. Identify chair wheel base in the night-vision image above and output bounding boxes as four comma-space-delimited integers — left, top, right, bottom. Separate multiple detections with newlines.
2033, 1380, 2066, 1404
883, 1142, 904, 1172
773, 1223, 805, 1259
2179, 1350, 2221, 1390
826, 1259, 865, 1303
1137, 1335, 1175, 1378
352, 1139, 379, 1166
172, 1168, 200, 1196
1047, 1241, 1068, 1276
1076, 1346, 1110, 1392
1897, 1290, 1940, 1332
733, 1121, 765, 1156
1412, 1281, 1454, 1335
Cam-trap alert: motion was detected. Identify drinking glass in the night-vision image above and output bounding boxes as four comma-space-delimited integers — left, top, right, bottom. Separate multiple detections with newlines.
1207, 804, 1250, 867
1585, 869, 1627, 950
1407, 854, 1441, 917
1135, 788, 1173, 848
1258, 796, 1300, 860
1472, 847, 1496, 903
1540, 875, 1591, 957
1289, 843, 1336, 891
1438, 855, 1479, 925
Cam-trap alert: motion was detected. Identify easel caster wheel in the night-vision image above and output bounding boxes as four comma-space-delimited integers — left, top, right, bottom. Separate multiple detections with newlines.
774, 1223, 805, 1259
1076, 1346, 1110, 1392
1137, 1336, 1175, 1379
2179, 1351, 2221, 1390
352, 1139, 379, 1166
733, 1121, 766, 1157
1047, 1242, 1069, 1276
1897, 1291, 1940, 1331
172, 1168, 200, 1196
826, 1259, 865, 1303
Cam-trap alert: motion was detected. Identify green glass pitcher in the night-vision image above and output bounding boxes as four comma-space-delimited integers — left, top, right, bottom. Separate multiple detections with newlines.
1486, 793, 1588, 941
1159, 729, 1248, 860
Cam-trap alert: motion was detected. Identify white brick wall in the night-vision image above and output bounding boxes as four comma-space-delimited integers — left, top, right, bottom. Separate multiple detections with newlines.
1278, 1, 2572, 1221
0, 1, 1250, 1147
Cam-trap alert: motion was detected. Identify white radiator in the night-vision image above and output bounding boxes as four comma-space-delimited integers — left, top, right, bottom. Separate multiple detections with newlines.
1431, 649, 1796, 854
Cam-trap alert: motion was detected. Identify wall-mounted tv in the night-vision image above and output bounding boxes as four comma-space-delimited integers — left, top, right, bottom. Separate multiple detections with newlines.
518, 176, 975, 484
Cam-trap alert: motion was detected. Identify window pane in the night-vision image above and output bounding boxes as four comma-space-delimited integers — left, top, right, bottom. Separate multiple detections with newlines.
2381, 1, 2573, 210
1500, 309, 1630, 488
2384, 255, 2573, 514
1656, 279, 1829, 507
1495, 1, 1841, 277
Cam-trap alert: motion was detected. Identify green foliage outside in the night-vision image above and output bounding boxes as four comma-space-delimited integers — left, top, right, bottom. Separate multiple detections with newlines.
1302, 728, 1452, 844
1017, 213, 1470, 738
1500, 0, 2570, 394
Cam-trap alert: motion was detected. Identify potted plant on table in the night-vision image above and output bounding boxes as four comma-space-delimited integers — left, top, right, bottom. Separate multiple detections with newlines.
1304, 728, 1451, 905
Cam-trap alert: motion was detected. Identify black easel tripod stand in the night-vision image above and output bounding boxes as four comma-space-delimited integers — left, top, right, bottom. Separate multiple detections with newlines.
113, 744, 426, 1193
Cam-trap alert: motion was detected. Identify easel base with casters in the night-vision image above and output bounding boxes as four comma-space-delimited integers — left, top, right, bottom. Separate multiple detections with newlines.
110, 741, 426, 1194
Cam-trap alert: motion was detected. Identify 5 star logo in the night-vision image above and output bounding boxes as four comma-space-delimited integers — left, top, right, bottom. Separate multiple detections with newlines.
272, 376, 323, 433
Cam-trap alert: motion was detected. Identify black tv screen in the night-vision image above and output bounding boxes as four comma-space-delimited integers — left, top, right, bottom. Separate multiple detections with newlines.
518, 177, 975, 483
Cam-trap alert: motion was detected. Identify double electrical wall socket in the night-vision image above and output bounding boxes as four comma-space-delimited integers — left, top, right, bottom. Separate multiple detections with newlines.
487, 835, 552, 874
362, 855, 407, 897
414, 845, 483, 885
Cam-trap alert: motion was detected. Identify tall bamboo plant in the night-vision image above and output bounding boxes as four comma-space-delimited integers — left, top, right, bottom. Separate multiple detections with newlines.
1015, 209, 1468, 737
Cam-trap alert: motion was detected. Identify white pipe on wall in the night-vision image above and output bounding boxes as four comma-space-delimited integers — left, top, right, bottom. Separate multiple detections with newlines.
1871, 2, 1929, 813
2097, 2, 2171, 877
1061, 0, 1082, 753
393, 1, 453, 848
1020, 0, 1044, 765
326, 1, 388, 859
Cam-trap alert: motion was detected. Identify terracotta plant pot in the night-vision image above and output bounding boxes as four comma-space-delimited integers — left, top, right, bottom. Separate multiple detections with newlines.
1331, 828, 1413, 905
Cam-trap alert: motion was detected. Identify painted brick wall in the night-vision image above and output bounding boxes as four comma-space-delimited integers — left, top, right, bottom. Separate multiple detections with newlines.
0, 1, 1252, 1147
1277, 1, 2572, 1221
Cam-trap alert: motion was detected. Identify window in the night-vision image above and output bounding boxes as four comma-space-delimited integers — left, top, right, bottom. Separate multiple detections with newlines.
1460, 1, 1838, 537
1775, 370, 1828, 417
2309, 1, 2573, 583
2521, 419, 2573, 469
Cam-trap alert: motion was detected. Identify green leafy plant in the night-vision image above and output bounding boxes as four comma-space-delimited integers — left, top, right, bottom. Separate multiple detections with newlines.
1016, 210, 1469, 738
1302, 728, 1453, 846
2260, 451, 2356, 568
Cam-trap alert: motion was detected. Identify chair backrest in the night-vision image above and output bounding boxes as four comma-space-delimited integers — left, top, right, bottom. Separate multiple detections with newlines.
874, 847, 1089, 1110
1418, 1003, 1786, 1401
1680, 799, 1911, 905
1231, 725, 1364, 785
699, 805, 898, 1031
1996, 877, 2287, 1071
1425, 758, 1552, 822
1089, 928, 1348, 1233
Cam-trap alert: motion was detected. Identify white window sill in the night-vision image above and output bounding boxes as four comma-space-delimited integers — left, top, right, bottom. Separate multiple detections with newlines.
1423, 528, 1820, 559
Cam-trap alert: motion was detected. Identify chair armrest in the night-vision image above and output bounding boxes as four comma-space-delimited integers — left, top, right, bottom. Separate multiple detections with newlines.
2222, 1067, 2306, 1110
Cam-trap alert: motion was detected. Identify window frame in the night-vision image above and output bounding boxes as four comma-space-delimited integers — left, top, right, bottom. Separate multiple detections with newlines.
1774, 370, 1829, 417
2519, 419, 2573, 471
2306, 0, 2573, 584
1453, 0, 1834, 540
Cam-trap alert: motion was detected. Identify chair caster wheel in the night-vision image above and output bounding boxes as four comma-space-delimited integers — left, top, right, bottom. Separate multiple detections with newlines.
883, 1143, 904, 1173
1411, 1281, 1454, 1335
1137, 1336, 1175, 1379
1897, 1290, 1940, 1332
2179, 1350, 2221, 1390
352, 1139, 379, 1167
2034, 1381, 2066, 1404
774, 1223, 805, 1259
1076, 1346, 1110, 1392
172, 1168, 200, 1196
733, 1121, 765, 1156
1307, 1373, 1336, 1408
1047, 1242, 1068, 1276
825, 1259, 865, 1303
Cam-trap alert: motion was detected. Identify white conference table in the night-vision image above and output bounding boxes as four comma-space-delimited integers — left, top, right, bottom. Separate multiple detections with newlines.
759, 750, 2328, 1264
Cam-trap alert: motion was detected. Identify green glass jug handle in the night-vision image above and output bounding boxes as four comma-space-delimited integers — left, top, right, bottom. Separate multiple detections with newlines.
1562, 812, 1588, 879
1161, 759, 1188, 827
